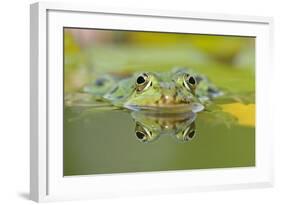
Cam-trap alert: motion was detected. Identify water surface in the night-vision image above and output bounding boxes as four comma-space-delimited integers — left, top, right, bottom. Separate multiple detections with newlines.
63, 106, 255, 176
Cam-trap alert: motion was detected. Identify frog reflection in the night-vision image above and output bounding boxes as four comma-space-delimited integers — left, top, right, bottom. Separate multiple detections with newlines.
131, 111, 197, 143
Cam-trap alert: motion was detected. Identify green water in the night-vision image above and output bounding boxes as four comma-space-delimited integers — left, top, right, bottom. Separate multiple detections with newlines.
63, 107, 255, 176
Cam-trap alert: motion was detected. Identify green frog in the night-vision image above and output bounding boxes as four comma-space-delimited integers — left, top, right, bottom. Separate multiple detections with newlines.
83, 68, 221, 114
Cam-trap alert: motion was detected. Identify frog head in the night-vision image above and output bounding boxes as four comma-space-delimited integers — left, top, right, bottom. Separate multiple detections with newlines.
123, 71, 204, 113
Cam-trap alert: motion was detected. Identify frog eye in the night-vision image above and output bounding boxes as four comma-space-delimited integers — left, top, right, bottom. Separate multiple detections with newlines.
136, 73, 149, 85
135, 122, 152, 143
136, 73, 151, 92
183, 74, 197, 92
183, 122, 196, 141
184, 129, 195, 141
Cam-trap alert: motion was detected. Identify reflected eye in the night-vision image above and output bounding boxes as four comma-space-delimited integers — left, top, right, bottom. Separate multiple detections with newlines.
183, 122, 196, 141
175, 121, 196, 142
136, 131, 146, 140
186, 130, 195, 140
183, 74, 197, 93
135, 122, 151, 143
136, 73, 151, 92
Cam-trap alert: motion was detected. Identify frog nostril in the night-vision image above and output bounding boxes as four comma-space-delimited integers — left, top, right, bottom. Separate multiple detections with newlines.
159, 94, 178, 105
161, 95, 169, 103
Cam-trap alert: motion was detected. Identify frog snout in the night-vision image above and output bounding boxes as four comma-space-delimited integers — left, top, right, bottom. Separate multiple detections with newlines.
160, 93, 176, 104
159, 88, 178, 104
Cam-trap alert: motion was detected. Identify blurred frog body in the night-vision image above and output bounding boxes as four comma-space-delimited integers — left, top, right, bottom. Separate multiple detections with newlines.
83, 68, 222, 114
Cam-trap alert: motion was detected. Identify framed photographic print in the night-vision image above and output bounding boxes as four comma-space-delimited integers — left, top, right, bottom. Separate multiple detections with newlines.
30, 2, 274, 202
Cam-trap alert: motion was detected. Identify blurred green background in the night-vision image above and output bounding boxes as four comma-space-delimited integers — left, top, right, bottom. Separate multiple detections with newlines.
64, 28, 255, 93
63, 28, 255, 176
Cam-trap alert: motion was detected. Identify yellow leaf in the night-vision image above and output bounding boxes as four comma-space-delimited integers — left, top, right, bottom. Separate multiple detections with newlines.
220, 103, 255, 127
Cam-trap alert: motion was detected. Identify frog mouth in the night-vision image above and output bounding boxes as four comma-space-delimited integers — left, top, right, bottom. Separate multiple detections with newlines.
124, 102, 204, 113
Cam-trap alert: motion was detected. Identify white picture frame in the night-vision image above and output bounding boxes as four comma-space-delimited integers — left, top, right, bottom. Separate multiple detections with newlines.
30, 2, 274, 202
